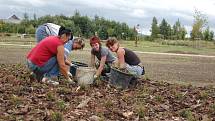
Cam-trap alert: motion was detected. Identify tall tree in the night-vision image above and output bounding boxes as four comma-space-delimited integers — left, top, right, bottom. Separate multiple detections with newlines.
151, 17, 159, 39
191, 9, 208, 40
180, 26, 187, 40
167, 24, 172, 39
209, 31, 214, 41
173, 19, 181, 39
203, 26, 210, 41
159, 19, 168, 39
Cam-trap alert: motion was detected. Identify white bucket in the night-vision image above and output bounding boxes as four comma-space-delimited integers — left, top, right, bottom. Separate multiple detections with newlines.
75, 67, 96, 85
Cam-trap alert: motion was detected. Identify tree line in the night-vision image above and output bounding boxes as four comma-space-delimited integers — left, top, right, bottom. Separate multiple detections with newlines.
0, 10, 214, 41
0, 11, 137, 40
150, 10, 214, 41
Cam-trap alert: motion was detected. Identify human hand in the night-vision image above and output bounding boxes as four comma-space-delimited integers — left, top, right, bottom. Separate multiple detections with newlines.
93, 74, 99, 81
70, 63, 75, 66
67, 77, 75, 84
67, 71, 73, 78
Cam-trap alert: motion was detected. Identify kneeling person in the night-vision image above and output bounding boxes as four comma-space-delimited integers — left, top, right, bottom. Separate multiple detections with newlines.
106, 37, 145, 76
90, 36, 116, 80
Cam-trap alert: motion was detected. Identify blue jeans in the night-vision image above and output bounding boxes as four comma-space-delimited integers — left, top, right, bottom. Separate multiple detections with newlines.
126, 64, 143, 76
27, 57, 59, 81
35, 25, 49, 43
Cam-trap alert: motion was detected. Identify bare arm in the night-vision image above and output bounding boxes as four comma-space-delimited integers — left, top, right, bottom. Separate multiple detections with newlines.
95, 56, 107, 76
57, 45, 69, 79
65, 58, 71, 66
116, 48, 126, 69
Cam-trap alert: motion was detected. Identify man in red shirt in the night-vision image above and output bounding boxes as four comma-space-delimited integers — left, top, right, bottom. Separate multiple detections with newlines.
27, 28, 82, 85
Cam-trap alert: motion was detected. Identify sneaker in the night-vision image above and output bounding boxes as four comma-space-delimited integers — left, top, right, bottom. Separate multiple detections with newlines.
42, 77, 59, 86
47, 79, 59, 86
67, 78, 75, 84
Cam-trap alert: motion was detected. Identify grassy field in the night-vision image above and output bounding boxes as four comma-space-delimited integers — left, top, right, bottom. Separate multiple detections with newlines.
1, 36, 215, 55
118, 40, 215, 55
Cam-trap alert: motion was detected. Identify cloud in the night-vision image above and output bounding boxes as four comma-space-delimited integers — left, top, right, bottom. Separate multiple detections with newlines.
129, 9, 145, 18
0, 0, 215, 34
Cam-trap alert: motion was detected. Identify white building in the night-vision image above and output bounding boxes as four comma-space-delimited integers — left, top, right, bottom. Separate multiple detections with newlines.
0, 14, 21, 24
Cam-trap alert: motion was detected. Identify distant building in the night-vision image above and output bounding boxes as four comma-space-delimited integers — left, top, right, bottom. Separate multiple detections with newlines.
0, 14, 21, 24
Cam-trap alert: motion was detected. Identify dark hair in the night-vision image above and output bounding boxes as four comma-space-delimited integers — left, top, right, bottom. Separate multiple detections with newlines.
90, 36, 101, 46
58, 26, 72, 36
74, 37, 85, 49
106, 37, 118, 48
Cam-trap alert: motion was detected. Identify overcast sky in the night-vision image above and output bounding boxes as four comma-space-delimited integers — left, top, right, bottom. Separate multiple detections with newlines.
0, 0, 215, 35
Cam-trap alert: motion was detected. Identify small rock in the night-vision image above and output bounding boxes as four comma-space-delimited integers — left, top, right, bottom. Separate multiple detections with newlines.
202, 115, 209, 121
89, 115, 102, 121
76, 86, 81, 92
134, 116, 139, 121
7, 109, 13, 114
76, 97, 91, 109
160, 104, 169, 110
79, 119, 86, 121
122, 111, 133, 118
96, 92, 103, 98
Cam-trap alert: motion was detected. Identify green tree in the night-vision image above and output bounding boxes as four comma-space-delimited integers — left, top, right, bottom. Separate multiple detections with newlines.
151, 17, 159, 39
180, 26, 187, 40
191, 9, 208, 40
107, 28, 114, 37
26, 24, 35, 34
173, 19, 181, 39
167, 24, 172, 39
203, 26, 210, 41
159, 19, 168, 39
209, 31, 214, 41
98, 26, 108, 40
0, 20, 5, 32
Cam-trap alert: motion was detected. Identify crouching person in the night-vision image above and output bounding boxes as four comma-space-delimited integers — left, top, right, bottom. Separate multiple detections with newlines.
90, 36, 116, 80
106, 37, 145, 76
27, 28, 75, 85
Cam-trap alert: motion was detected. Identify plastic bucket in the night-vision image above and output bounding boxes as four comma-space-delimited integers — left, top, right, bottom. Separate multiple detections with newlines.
110, 68, 137, 89
75, 67, 96, 85
70, 61, 88, 76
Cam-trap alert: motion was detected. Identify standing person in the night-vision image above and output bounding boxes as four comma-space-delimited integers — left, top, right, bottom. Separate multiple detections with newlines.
27, 28, 82, 85
106, 37, 145, 76
90, 36, 116, 80
35, 23, 74, 58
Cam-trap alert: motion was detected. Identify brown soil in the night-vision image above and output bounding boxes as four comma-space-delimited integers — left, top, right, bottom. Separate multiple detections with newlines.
0, 64, 215, 120
0, 47, 215, 86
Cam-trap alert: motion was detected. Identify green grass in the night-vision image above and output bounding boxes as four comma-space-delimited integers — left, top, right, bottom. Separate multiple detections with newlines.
1, 36, 215, 55
118, 40, 215, 55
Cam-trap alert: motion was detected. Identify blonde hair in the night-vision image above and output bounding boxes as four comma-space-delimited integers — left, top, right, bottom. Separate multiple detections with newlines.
74, 37, 85, 49
106, 37, 118, 48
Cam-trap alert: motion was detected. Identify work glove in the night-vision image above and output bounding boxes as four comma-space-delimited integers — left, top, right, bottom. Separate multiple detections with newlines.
70, 63, 77, 67
93, 74, 99, 81
67, 77, 75, 84
67, 71, 73, 78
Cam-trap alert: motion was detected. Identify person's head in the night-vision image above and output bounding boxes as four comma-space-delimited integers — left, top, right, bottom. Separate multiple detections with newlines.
72, 37, 85, 50
106, 37, 119, 52
58, 26, 72, 43
90, 36, 101, 51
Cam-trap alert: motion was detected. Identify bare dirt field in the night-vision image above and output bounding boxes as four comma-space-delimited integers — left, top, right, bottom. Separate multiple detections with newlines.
1, 47, 214, 86
1, 46, 215, 120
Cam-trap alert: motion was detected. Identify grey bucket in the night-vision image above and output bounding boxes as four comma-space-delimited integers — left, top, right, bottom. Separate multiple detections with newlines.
110, 68, 137, 89
70, 61, 88, 76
